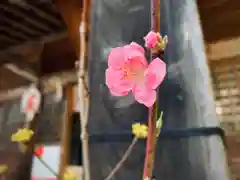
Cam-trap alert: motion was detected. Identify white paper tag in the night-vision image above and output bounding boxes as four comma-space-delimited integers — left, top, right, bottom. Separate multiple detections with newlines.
21, 85, 41, 118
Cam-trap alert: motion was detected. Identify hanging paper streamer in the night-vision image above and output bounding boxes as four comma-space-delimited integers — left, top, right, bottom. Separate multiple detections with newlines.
21, 85, 41, 122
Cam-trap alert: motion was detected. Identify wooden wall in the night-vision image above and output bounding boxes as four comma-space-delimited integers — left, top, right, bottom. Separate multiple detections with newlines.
209, 55, 240, 180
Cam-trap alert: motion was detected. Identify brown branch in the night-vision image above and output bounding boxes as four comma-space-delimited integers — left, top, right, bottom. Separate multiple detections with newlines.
79, 74, 90, 97
78, 0, 91, 180
142, 0, 161, 179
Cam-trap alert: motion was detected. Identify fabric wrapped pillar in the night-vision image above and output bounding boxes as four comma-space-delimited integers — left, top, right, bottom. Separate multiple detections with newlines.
88, 0, 230, 179
157, 0, 230, 179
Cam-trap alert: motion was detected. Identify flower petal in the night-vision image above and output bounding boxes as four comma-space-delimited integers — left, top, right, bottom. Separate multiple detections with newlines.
132, 84, 156, 107
144, 31, 160, 49
105, 68, 132, 96
108, 47, 126, 69
145, 58, 166, 89
124, 44, 148, 67
128, 42, 145, 54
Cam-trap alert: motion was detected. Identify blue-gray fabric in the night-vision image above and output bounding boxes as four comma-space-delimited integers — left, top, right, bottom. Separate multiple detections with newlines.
88, 0, 228, 180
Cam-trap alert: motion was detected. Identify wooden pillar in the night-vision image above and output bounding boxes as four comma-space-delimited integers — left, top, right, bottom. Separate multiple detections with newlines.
59, 85, 75, 179
56, 1, 90, 179
157, 0, 230, 179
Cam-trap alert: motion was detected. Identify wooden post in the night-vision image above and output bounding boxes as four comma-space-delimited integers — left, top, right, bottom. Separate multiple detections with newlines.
56, 1, 91, 180
59, 85, 75, 179
156, 0, 231, 179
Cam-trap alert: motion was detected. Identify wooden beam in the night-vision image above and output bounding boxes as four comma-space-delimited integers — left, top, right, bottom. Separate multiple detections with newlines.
0, 4, 53, 32
0, 26, 31, 40
0, 70, 77, 102
0, 35, 20, 43
207, 36, 240, 60
0, 31, 67, 55
21, 3, 63, 27
198, 0, 228, 9
3, 16, 43, 36
55, 0, 83, 55
3, 63, 38, 82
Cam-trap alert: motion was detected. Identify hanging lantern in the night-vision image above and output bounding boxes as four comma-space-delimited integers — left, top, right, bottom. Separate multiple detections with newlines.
21, 85, 41, 121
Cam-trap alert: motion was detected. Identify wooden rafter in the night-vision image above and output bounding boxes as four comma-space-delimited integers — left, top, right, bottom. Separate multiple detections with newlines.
20, 3, 63, 27
0, 35, 20, 43
0, 26, 31, 40
0, 31, 67, 55
2, 16, 44, 36
0, 4, 53, 32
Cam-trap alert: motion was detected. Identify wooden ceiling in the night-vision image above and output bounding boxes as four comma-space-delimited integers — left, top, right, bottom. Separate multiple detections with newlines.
0, 1, 77, 92
0, 0, 239, 93
197, 0, 240, 43
0, 1, 66, 50
0, 0, 238, 52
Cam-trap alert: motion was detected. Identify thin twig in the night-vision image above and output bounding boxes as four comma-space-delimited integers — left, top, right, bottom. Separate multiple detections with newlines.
79, 74, 90, 96
78, 0, 91, 179
104, 137, 138, 180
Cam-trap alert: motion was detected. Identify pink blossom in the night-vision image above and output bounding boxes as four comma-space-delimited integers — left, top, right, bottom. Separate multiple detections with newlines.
144, 31, 161, 49
106, 42, 166, 107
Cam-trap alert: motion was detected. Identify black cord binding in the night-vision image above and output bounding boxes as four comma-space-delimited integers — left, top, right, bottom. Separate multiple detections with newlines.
88, 127, 226, 147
